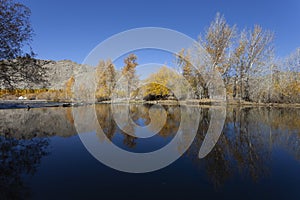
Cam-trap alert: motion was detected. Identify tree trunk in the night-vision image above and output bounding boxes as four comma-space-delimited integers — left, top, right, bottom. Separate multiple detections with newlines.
243, 77, 250, 101
202, 84, 210, 99
233, 76, 237, 98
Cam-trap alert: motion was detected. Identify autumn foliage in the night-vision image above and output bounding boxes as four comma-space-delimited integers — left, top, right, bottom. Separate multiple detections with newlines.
1, 13, 299, 104
141, 66, 179, 100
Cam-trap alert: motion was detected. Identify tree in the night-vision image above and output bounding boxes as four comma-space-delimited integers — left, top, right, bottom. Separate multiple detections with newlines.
121, 54, 138, 99
95, 59, 116, 101
285, 48, 300, 102
142, 66, 185, 100
229, 31, 246, 98
270, 48, 300, 103
231, 26, 274, 101
176, 49, 207, 98
0, 0, 42, 90
177, 49, 195, 95
200, 13, 235, 76
178, 13, 235, 99
65, 75, 75, 100
0, 0, 33, 60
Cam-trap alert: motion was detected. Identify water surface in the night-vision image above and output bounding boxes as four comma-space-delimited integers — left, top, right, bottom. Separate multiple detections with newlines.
1, 104, 300, 199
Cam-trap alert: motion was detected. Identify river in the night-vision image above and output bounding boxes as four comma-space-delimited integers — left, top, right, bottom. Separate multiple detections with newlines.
1, 104, 300, 199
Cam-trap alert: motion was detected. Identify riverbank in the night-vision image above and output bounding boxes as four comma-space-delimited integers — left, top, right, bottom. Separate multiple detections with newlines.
1, 99, 300, 109
0, 100, 83, 109
99, 99, 300, 107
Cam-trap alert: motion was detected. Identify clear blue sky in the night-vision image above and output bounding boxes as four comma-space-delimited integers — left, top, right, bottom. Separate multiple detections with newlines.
20, 0, 300, 66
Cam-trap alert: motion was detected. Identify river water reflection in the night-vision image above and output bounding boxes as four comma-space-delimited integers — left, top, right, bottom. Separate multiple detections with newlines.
0, 104, 300, 199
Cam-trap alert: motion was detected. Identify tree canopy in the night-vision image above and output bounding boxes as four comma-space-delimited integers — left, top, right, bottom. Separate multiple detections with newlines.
0, 0, 34, 60
0, 0, 41, 90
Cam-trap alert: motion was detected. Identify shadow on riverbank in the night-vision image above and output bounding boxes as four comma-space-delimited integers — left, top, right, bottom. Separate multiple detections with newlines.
1, 99, 300, 109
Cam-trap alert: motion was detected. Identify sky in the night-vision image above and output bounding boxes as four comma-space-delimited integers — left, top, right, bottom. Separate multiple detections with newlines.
19, 0, 300, 68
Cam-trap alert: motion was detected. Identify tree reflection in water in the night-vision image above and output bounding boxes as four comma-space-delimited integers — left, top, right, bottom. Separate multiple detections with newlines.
0, 135, 49, 199
95, 104, 300, 187
190, 107, 300, 188
1, 105, 300, 197
95, 104, 182, 150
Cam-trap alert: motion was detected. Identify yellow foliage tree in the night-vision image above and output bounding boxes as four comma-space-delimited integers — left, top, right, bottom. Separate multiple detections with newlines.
142, 66, 181, 100
65, 75, 75, 100
95, 59, 116, 101
121, 54, 138, 98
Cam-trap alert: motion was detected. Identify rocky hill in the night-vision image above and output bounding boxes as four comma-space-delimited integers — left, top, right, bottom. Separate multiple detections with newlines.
43, 60, 93, 90
0, 58, 94, 90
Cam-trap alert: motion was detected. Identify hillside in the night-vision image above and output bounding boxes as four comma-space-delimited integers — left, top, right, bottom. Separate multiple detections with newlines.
0, 58, 96, 101
0, 58, 93, 90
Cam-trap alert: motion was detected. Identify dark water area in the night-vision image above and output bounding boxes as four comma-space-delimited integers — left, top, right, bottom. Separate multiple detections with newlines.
1, 104, 300, 199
